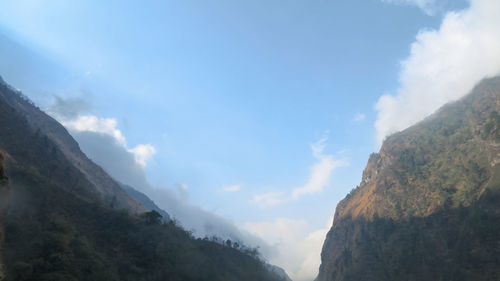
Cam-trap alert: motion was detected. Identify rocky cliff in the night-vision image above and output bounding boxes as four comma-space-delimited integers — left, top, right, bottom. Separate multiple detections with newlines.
316, 77, 500, 281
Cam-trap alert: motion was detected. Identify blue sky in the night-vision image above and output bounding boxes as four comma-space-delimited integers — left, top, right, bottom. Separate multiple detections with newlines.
4, 0, 500, 280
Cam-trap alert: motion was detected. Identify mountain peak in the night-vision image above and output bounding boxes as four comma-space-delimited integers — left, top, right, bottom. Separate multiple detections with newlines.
317, 76, 500, 281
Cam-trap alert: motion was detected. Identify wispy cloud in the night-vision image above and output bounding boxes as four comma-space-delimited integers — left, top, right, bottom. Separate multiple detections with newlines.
375, 0, 500, 145
252, 137, 347, 207
223, 185, 241, 192
292, 137, 348, 199
381, 0, 438, 15
253, 191, 288, 207
48, 95, 91, 119
352, 113, 366, 122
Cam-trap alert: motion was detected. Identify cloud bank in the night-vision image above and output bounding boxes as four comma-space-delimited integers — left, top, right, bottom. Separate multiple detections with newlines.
244, 217, 333, 281
375, 0, 500, 145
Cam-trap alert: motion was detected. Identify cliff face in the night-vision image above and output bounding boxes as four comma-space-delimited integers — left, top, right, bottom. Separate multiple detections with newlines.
317, 77, 500, 281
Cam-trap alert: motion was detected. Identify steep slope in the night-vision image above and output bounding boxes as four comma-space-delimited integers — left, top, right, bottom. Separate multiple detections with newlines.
317, 77, 500, 281
0, 152, 6, 281
0, 76, 145, 212
0, 77, 286, 281
121, 183, 171, 222
266, 264, 293, 281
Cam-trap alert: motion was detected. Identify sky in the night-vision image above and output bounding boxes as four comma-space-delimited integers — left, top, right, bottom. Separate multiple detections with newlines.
3, 0, 500, 280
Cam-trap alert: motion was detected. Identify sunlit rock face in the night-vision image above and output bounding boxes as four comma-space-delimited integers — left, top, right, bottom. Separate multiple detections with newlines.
317, 77, 500, 281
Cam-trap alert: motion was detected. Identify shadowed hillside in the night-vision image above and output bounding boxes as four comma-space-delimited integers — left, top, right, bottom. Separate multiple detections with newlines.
0, 77, 288, 281
0, 76, 145, 212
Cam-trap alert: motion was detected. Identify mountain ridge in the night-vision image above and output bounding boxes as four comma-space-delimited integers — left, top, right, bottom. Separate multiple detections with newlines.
0, 76, 288, 281
316, 76, 500, 281
121, 183, 171, 222
0, 76, 145, 212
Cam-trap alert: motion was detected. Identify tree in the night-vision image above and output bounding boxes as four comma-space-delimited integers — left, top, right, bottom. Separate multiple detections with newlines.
143, 210, 162, 225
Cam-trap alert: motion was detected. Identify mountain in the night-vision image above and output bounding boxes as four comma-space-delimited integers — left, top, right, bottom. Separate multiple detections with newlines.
0, 76, 288, 281
316, 77, 500, 281
0, 76, 145, 213
121, 183, 171, 222
265, 264, 293, 281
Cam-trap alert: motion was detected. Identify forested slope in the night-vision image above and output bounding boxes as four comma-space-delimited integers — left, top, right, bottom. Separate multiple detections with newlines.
0, 77, 286, 281
316, 77, 500, 281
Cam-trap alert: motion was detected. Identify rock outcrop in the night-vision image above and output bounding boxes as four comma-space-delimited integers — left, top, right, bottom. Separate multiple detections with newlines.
317, 77, 500, 281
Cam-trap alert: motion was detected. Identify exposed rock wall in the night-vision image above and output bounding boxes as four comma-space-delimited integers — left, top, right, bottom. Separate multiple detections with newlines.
316, 77, 500, 281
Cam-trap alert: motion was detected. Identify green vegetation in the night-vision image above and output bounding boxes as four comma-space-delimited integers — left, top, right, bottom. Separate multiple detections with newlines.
326, 191, 500, 281
2, 176, 280, 281
370, 90, 495, 219
482, 110, 500, 140
317, 77, 500, 281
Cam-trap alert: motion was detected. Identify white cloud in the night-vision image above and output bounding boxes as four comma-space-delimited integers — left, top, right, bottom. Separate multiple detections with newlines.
375, 0, 500, 145
292, 138, 348, 199
252, 137, 347, 207
224, 184, 241, 192
352, 113, 366, 122
57, 114, 156, 167
128, 144, 156, 167
61, 115, 127, 146
253, 191, 288, 207
244, 216, 334, 281
382, 0, 438, 15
